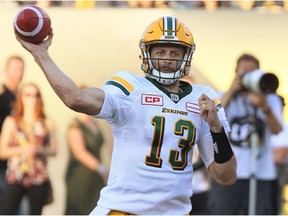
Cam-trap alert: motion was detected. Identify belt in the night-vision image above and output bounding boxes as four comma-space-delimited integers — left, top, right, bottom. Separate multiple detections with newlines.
108, 210, 135, 215
108, 210, 189, 215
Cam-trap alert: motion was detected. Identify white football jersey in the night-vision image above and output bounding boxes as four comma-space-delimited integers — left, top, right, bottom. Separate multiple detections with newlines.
91, 71, 230, 215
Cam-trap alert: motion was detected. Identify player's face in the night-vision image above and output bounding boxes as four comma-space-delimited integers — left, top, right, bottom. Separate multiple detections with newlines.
150, 45, 185, 73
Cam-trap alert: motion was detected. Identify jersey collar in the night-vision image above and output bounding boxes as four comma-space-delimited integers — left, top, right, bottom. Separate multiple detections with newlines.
146, 77, 192, 103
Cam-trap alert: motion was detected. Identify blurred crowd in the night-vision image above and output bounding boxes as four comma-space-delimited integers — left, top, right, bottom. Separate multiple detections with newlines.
1, 0, 288, 12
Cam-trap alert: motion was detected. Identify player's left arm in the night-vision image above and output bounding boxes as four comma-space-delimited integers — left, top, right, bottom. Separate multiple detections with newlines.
198, 93, 237, 185
208, 153, 237, 185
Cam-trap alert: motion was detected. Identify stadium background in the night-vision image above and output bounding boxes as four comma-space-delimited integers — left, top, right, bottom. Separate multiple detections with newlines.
0, 4, 288, 214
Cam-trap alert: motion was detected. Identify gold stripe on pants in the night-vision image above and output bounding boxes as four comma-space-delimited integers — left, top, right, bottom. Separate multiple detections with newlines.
108, 210, 135, 215
108, 210, 189, 215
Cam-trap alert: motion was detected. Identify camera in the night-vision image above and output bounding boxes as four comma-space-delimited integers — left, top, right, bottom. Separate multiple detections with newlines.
242, 69, 279, 93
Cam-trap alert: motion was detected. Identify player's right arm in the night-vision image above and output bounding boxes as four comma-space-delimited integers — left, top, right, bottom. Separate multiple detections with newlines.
15, 30, 104, 116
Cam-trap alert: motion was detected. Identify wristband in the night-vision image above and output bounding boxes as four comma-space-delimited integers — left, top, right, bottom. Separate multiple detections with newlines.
210, 127, 233, 164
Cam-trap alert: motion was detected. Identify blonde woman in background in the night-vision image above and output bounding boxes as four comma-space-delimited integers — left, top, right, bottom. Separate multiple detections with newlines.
0, 82, 57, 215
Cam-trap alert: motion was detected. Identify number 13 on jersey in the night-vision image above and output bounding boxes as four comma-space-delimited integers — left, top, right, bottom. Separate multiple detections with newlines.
145, 115, 196, 170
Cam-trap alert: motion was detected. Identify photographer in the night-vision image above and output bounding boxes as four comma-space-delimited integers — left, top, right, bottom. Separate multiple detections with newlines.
208, 53, 283, 215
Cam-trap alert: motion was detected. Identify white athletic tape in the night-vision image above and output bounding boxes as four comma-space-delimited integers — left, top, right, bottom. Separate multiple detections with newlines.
14, 6, 44, 37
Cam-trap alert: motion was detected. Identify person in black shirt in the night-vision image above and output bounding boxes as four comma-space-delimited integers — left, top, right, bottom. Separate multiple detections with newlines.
0, 55, 24, 210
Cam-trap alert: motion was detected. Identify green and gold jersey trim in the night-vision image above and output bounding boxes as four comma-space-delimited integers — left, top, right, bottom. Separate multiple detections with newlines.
105, 76, 134, 96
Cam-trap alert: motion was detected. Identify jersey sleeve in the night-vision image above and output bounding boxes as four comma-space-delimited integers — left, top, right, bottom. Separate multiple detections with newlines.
94, 72, 136, 126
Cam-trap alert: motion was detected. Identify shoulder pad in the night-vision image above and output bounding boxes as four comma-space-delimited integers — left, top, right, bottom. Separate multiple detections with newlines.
105, 71, 137, 96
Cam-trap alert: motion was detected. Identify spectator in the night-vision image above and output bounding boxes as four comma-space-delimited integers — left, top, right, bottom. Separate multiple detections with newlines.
16, 0, 63, 7
65, 84, 108, 215
271, 95, 288, 214
233, 0, 255, 10
127, 0, 169, 8
202, 0, 219, 11
74, 0, 96, 8
190, 145, 211, 215
0, 55, 24, 211
208, 53, 283, 215
0, 82, 57, 215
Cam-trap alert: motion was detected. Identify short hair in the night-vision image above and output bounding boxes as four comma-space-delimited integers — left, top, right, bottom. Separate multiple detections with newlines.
236, 53, 260, 70
5, 55, 24, 68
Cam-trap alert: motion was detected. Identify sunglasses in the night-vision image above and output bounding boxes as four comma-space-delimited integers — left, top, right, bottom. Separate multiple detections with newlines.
23, 92, 40, 98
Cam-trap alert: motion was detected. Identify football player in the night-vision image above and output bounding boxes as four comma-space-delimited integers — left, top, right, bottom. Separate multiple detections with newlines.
15, 16, 236, 215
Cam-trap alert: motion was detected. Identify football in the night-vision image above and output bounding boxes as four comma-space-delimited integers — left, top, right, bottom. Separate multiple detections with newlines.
14, 5, 51, 44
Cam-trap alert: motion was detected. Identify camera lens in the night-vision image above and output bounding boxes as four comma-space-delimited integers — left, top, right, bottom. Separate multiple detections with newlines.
242, 70, 279, 93
259, 73, 279, 93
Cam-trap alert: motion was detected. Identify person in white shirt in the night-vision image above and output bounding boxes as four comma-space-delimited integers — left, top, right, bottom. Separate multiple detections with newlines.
271, 95, 288, 214
208, 53, 283, 215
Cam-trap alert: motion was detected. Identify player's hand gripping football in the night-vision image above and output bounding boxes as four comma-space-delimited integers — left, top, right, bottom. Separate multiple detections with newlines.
198, 94, 223, 133
15, 28, 53, 55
